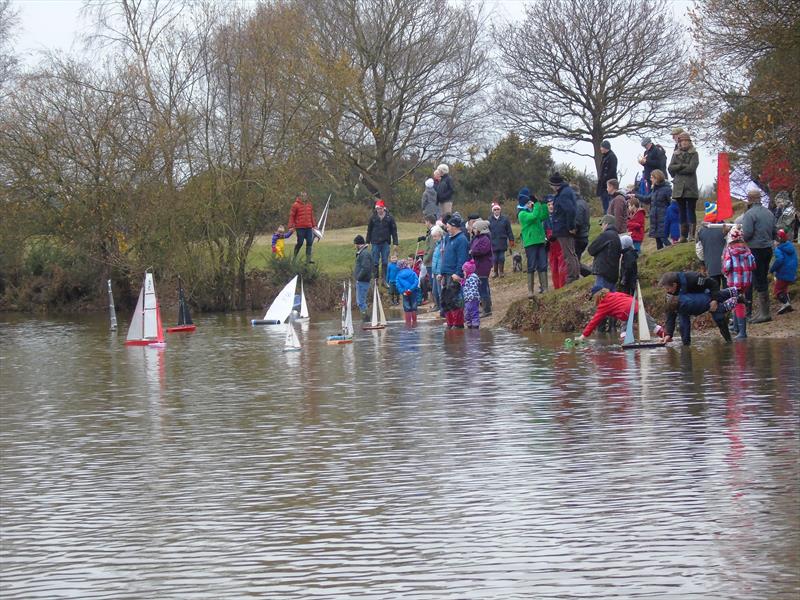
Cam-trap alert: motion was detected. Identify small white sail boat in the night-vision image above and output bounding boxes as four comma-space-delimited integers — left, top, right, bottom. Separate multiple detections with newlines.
125, 272, 165, 347
327, 281, 354, 344
283, 317, 302, 352
108, 279, 118, 330
312, 194, 331, 240
362, 280, 387, 330
622, 281, 665, 349
167, 276, 196, 333
298, 277, 310, 320
252, 275, 298, 325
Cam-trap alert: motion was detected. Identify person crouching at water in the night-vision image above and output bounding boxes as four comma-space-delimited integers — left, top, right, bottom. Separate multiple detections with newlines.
577, 288, 663, 341
353, 235, 374, 322
659, 272, 739, 345
395, 259, 420, 325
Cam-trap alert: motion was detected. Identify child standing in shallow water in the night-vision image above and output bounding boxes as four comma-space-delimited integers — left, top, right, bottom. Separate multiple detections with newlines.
395, 259, 420, 325
460, 259, 481, 328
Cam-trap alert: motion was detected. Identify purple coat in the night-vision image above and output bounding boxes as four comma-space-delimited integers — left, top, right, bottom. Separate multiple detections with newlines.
469, 233, 493, 277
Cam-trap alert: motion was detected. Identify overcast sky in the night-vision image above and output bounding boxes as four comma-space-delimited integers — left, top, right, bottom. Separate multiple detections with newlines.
9, 0, 715, 189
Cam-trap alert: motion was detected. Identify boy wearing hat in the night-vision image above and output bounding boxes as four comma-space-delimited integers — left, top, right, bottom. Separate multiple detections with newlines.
488, 202, 514, 277
587, 215, 622, 296
366, 199, 399, 285
353, 235, 374, 321
742, 189, 778, 323
770, 229, 797, 315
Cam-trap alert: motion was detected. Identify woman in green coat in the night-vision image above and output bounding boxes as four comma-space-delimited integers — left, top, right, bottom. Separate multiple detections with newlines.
516, 187, 550, 298
668, 132, 700, 242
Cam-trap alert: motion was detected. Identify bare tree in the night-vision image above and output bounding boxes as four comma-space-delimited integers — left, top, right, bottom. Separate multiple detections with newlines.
495, 0, 689, 181
309, 0, 490, 203
0, 0, 19, 96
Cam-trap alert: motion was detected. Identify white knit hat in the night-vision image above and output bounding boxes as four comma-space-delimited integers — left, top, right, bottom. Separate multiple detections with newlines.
425, 178, 434, 189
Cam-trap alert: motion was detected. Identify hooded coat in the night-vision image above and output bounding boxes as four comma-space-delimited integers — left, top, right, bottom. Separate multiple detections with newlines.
587, 224, 622, 283
668, 145, 700, 198
469, 232, 493, 277
636, 182, 673, 239
770, 241, 798, 282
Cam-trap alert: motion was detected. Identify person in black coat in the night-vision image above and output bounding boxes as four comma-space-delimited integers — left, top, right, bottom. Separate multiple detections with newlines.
366, 199, 399, 284
588, 215, 622, 295
596, 140, 618, 213
488, 202, 514, 277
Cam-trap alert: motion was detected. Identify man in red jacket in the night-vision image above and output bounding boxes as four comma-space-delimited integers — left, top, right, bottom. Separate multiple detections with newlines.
288, 192, 317, 262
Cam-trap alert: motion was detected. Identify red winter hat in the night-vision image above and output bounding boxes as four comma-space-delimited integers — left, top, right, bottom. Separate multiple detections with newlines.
777, 229, 788, 241
375, 199, 386, 208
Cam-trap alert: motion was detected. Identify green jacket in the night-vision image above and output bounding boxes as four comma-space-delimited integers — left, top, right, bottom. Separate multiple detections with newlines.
518, 202, 549, 247
668, 146, 699, 199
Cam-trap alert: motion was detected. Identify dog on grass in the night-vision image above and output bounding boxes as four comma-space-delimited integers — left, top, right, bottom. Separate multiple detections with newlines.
511, 251, 523, 273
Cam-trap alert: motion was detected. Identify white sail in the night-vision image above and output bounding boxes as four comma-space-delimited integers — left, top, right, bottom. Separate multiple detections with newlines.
263, 275, 299, 323
299, 277, 309, 319
377, 284, 387, 325
126, 286, 145, 342
343, 281, 354, 338
142, 273, 159, 339
369, 282, 387, 327
284, 321, 301, 351
312, 194, 331, 240
636, 282, 652, 341
108, 279, 117, 330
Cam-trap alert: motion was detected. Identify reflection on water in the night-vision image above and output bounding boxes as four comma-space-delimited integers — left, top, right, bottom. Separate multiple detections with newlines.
1, 313, 799, 599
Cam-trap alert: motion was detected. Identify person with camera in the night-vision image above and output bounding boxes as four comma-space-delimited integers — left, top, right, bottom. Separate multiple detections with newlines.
517, 187, 549, 298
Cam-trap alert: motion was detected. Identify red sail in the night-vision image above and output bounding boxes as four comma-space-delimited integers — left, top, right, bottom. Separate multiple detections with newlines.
716, 152, 733, 221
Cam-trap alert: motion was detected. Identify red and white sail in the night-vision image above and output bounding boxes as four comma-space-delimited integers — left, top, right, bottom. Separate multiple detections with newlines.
126, 272, 165, 346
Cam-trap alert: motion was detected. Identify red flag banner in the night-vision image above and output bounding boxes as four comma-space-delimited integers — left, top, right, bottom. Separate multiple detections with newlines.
716, 152, 733, 221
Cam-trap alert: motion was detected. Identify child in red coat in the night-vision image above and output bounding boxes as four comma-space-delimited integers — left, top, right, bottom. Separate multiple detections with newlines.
578, 289, 663, 339
627, 198, 646, 254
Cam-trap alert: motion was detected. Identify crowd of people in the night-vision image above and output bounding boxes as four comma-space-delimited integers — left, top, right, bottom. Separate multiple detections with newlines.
271, 138, 798, 343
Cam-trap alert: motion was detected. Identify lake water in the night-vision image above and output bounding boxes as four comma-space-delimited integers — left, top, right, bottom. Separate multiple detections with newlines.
1, 312, 798, 599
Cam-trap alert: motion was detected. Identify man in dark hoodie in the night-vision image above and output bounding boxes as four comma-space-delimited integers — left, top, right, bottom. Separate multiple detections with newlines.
597, 140, 618, 213
587, 215, 622, 295
548, 172, 580, 283
366, 199, 399, 285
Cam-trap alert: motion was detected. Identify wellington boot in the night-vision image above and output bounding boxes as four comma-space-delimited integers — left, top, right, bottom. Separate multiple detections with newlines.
499, 262, 505, 277
730, 317, 738, 334
538, 271, 548, 294
777, 302, 794, 314
678, 224, 688, 243
716, 317, 732, 342
527, 272, 535, 299
688, 223, 696, 242
750, 291, 772, 324
735, 316, 747, 339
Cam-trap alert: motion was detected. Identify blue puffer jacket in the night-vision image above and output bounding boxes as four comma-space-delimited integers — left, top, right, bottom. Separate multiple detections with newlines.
395, 268, 419, 295
770, 241, 798, 282
442, 231, 469, 277
431, 239, 443, 275
551, 184, 576, 236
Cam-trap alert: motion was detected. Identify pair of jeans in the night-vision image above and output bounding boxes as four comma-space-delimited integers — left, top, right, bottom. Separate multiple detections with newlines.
493, 249, 506, 264
478, 276, 491, 313
556, 235, 579, 282
371, 243, 390, 282
294, 227, 314, 258
524, 243, 547, 273
402, 292, 418, 313
355, 280, 370, 313
590, 275, 617, 296
750, 246, 773, 292
600, 191, 611, 213
676, 197, 698, 225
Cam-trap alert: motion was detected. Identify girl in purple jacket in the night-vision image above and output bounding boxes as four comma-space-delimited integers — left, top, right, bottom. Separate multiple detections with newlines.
470, 219, 494, 317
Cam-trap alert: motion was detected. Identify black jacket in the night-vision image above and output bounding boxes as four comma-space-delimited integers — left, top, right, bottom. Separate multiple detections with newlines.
574, 195, 590, 239
436, 174, 454, 204
587, 225, 622, 283
596, 150, 618, 195
489, 214, 514, 251
366, 211, 399, 245
620, 248, 638, 291
678, 271, 720, 298
643, 144, 667, 182
353, 247, 373, 282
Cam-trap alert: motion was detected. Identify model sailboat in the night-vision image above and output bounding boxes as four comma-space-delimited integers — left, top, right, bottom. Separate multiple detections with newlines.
167, 276, 196, 333
125, 272, 165, 347
108, 279, 118, 330
362, 280, 387, 330
326, 281, 354, 344
312, 194, 331, 240
252, 275, 298, 325
283, 317, 302, 352
298, 277, 309, 320
622, 282, 665, 349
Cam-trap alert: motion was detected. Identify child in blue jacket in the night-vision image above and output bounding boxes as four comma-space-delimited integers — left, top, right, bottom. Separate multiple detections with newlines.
395, 259, 420, 325
386, 255, 400, 305
770, 229, 798, 314
663, 200, 680, 244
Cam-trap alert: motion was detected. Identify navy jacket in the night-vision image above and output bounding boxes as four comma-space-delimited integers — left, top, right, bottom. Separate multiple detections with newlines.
436, 174, 454, 205
489, 214, 514, 251
551, 184, 577, 236
441, 231, 469, 277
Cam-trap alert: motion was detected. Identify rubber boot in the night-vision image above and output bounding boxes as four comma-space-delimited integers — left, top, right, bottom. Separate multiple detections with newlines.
306, 246, 314, 264
735, 315, 747, 340
679, 224, 688, 243
777, 292, 793, 314
730, 316, 738, 334
538, 271, 548, 294
499, 262, 505, 277
688, 223, 696, 242
750, 291, 772, 323
716, 317, 732, 342
527, 272, 535, 299
492, 264, 499, 278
